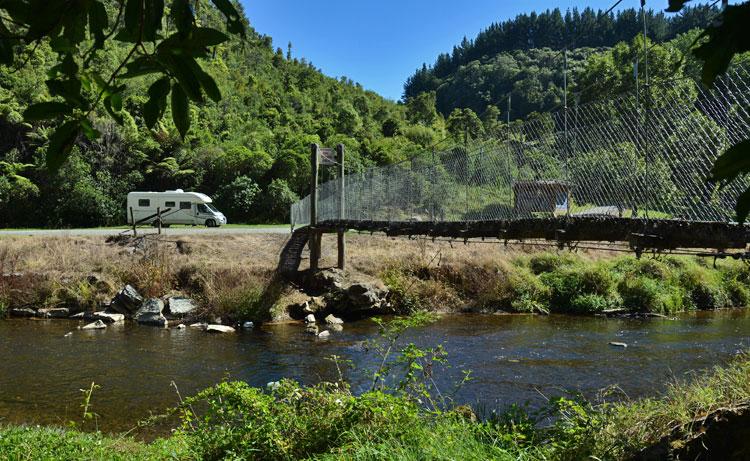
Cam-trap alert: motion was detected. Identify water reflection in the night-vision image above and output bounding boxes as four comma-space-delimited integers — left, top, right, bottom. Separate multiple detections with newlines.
0, 310, 749, 432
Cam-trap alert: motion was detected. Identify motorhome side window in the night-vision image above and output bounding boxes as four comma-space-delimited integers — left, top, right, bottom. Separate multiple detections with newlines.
197, 204, 209, 213
138, 199, 150, 207
165, 201, 176, 208
180, 202, 192, 210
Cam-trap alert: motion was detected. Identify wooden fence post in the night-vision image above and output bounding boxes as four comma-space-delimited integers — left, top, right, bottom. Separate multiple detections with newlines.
129, 207, 137, 237
336, 143, 346, 270
157, 207, 162, 235
310, 143, 320, 270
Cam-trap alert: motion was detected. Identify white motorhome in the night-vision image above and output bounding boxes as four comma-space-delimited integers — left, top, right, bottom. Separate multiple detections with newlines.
127, 190, 227, 227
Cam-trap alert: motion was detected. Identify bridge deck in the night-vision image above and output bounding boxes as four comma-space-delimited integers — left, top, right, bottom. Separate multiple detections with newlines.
313, 217, 750, 251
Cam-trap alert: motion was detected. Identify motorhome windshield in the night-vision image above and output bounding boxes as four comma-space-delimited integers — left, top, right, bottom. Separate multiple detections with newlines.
197, 204, 219, 213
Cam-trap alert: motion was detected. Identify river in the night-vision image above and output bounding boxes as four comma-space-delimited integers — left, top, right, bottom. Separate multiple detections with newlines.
1, 311, 749, 432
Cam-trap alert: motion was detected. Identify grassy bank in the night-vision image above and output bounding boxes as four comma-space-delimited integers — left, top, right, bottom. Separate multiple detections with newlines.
1, 233, 749, 322
382, 251, 750, 315
2, 350, 748, 460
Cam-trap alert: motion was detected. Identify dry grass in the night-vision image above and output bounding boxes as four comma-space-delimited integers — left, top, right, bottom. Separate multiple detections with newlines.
0, 232, 640, 318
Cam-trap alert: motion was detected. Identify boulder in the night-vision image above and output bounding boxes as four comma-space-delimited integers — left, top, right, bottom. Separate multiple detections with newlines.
325, 314, 343, 325
110, 285, 144, 316
242, 321, 254, 329
305, 314, 316, 324
91, 311, 125, 324
81, 320, 107, 330
308, 268, 347, 291
330, 324, 343, 332
135, 298, 167, 327
206, 324, 235, 334
318, 330, 330, 338
345, 282, 388, 311
189, 322, 208, 330
36, 307, 70, 318
10, 307, 35, 318
167, 297, 198, 318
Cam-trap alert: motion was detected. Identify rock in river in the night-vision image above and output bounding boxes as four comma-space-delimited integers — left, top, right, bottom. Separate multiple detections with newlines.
305, 314, 316, 324
91, 311, 125, 324
318, 330, 331, 339
325, 314, 343, 325
81, 320, 107, 330
206, 324, 235, 334
167, 297, 198, 318
36, 307, 70, 318
10, 307, 36, 318
135, 298, 168, 327
110, 285, 144, 316
609, 342, 628, 348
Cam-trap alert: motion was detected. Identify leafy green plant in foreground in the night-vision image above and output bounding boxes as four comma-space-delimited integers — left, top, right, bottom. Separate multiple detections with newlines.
0, 0, 246, 169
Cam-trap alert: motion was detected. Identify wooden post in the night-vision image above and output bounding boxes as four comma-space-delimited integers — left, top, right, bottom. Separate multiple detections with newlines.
129, 207, 137, 237
157, 207, 162, 235
310, 143, 320, 270
336, 144, 346, 270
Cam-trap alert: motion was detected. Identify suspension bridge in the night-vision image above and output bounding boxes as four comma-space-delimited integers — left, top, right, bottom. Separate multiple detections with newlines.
280, 67, 750, 275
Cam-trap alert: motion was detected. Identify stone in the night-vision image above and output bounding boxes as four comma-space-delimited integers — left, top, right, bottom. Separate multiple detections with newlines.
36, 307, 70, 318
306, 296, 327, 313
69, 312, 86, 319
91, 311, 125, 324
305, 324, 319, 335
317, 330, 330, 338
81, 320, 107, 330
135, 298, 167, 327
242, 321, 254, 329
189, 322, 208, 330
345, 282, 388, 311
206, 324, 235, 334
305, 314, 316, 324
325, 314, 343, 325
110, 285, 144, 316
64, 332, 73, 337
609, 342, 628, 348
330, 324, 343, 332
10, 307, 35, 318
176, 324, 187, 330
167, 297, 198, 317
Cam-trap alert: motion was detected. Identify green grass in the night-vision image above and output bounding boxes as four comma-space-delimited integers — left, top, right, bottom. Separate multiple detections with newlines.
2, 353, 749, 460
382, 252, 750, 315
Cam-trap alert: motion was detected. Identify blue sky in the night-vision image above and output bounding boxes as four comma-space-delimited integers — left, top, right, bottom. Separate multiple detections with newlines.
239, 1, 718, 101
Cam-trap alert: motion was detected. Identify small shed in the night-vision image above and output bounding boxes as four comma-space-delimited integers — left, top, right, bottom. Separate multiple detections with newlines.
513, 180, 572, 216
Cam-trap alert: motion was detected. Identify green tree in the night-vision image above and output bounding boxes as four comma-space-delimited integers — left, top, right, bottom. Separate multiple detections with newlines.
216, 175, 261, 222
446, 108, 484, 144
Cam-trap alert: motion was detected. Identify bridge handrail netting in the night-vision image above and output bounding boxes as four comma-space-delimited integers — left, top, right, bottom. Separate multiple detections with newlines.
291, 67, 750, 229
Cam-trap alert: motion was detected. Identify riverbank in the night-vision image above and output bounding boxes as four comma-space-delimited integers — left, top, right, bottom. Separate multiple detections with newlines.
1, 233, 749, 324
1, 350, 748, 460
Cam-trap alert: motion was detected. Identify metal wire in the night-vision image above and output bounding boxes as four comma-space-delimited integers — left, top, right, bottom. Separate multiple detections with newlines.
291, 67, 750, 228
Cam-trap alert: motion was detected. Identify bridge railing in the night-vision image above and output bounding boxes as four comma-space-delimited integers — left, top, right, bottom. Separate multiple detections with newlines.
291, 66, 750, 228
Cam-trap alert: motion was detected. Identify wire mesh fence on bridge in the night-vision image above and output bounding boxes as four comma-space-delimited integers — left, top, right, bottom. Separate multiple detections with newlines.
291, 66, 750, 229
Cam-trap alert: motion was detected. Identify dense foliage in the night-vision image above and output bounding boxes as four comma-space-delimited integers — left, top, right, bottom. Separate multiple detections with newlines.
0, 2, 434, 228
403, 5, 719, 120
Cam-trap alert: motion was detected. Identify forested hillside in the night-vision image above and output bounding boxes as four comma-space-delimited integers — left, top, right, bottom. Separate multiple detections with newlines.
404, 5, 718, 119
0, 2, 434, 228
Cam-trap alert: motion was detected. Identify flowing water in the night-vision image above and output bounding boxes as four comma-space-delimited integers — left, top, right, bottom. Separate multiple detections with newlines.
1, 311, 749, 432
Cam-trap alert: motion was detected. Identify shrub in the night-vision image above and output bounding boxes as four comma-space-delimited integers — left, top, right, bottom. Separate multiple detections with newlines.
259, 178, 298, 223
540, 265, 617, 313
618, 276, 684, 314
679, 264, 730, 310
570, 294, 612, 314
215, 175, 261, 223
526, 252, 580, 275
